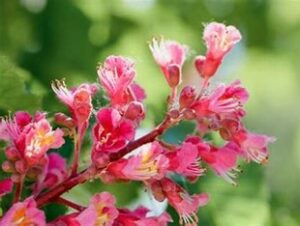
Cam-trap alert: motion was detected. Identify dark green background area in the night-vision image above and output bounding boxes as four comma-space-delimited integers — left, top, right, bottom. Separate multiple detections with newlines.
1, 0, 300, 225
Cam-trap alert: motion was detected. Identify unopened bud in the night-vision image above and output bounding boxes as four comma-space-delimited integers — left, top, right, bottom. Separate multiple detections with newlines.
179, 85, 196, 109
15, 160, 26, 174
54, 113, 75, 128
195, 55, 221, 78
11, 174, 21, 183
124, 101, 145, 121
5, 147, 19, 161
2, 161, 15, 173
166, 64, 181, 88
169, 109, 180, 119
183, 109, 196, 120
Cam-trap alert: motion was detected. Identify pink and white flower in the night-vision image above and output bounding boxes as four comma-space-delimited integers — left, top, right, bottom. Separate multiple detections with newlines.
167, 141, 205, 181
52, 82, 97, 128
150, 39, 188, 87
106, 142, 169, 181
195, 22, 241, 78
233, 130, 276, 164
92, 108, 135, 167
25, 119, 64, 165
76, 192, 118, 226
98, 56, 146, 107
150, 178, 209, 225
115, 206, 171, 226
0, 197, 46, 226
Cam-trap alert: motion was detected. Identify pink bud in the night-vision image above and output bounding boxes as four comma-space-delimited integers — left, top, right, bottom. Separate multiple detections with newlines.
2, 161, 15, 173
169, 109, 180, 119
5, 147, 19, 161
11, 174, 21, 183
179, 85, 196, 108
195, 55, 221, 78
54, 113, 75, 128
124, 101, 145, 121
15, 160, 26, 174
166, 64, 181, 87
183, 109, 196, 120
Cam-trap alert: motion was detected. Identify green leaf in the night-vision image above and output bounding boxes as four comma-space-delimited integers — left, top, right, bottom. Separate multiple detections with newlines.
0, 55, 45, 113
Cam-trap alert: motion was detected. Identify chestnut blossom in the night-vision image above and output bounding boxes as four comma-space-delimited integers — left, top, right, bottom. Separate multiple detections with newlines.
0, 197, 46, 226
150, 178, 209, 225
149, 39, 188, 87
0, 21, 275, 226
25, 119, 64, 165
233, 130, 276, 164
167, 141, 205, 181
195, 22, 241, 78
106, 142, 169, 181
35, 153, 67, 193
98, 56, 145, 108
192, 80, 248, 117
92, 108, 135, 167
0, 112, 64, 168
52, 82, 97, 129
115, 206, 171, 226
76, 192, 118, 226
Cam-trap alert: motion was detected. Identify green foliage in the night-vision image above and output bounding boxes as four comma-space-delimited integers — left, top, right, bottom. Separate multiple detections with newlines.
0, 55, 45, 113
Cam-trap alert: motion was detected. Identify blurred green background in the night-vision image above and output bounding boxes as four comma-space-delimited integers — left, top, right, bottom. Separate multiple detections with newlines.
1, 0, 300, 225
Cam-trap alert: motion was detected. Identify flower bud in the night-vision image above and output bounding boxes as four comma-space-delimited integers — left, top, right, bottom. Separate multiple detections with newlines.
183, 109, 196, 120
15, 160, 26, 174
5, 147, 19, 161
124, 101, 145, 121
195, 55, 221, 79
179, 85, 196, 109
11, 174, 21, 183
169, 109, 180, 119
54, 113, 75, 128
166, 64, 181, 88
2, 161, 15, 173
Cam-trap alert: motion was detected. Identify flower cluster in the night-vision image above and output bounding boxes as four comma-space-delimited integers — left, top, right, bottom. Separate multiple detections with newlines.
0, 22, 274, 226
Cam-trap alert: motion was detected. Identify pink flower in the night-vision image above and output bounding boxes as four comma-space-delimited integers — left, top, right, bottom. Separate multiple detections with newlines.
149, 39, 188, 87
193, 80, 248, 117
25, 119, 64, 165
0, 178, 13, 198
0, 197, 46, 226
106, 142, 169, 181
179, 85, 197, 109
76, 192, 118, 226
200, 143, 240, 185
35, 153, 67, 193
203, 22, 241, 60
115, 206, 171, 226
0, 111, 41, 146
167, 142, 205, 181
195, 22, 241, 78
92, 108, 135, 167
0, 112, 64, 170
150, 178, 209, 225
233, 130, 276, 164
98, 56, 137, 106
52, 81, 97, 128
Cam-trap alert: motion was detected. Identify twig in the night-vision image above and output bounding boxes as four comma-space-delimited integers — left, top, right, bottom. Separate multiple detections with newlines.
54, 197, 85, 211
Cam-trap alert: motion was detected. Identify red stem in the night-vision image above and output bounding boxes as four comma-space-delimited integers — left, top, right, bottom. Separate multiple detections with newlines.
70, 124, 86, 176
13, 174, 25, 203
36, 115, 173, 208
54, 197, 85, 211
36, 167, 94, 208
